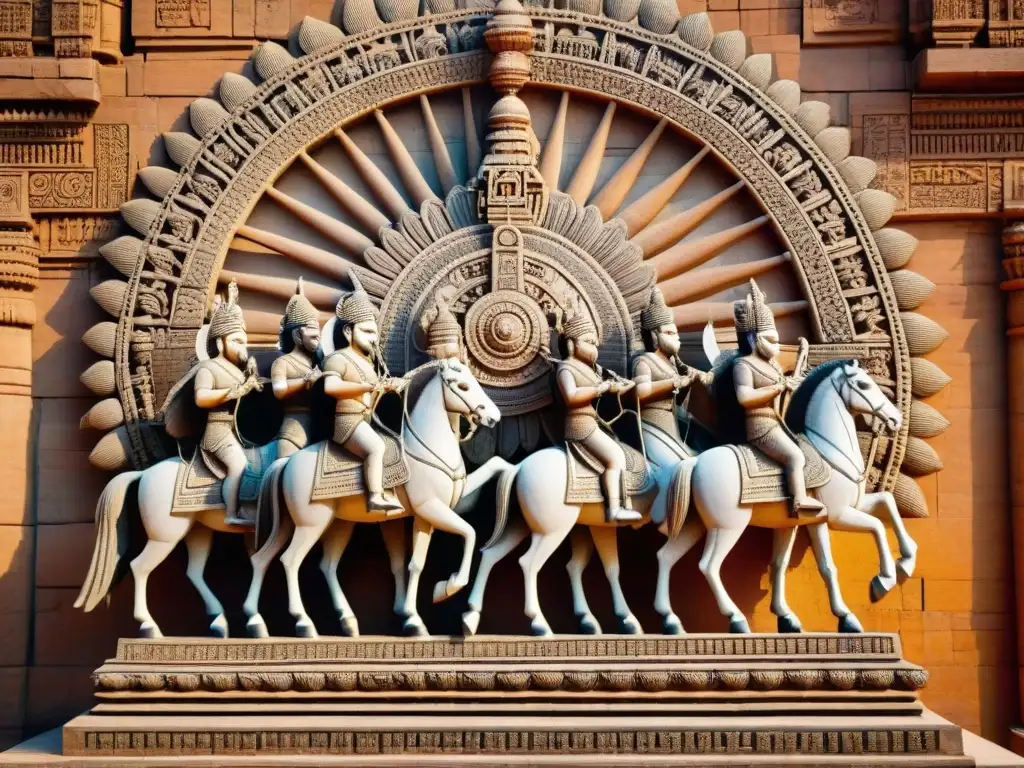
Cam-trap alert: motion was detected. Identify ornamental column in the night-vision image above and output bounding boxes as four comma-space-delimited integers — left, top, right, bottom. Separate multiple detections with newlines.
1001, 221, 1024, 747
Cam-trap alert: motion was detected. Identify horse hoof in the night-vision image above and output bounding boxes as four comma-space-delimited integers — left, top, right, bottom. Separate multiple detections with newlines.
339, 615, 359, 637
209, 614, 229, 639
138, 622, 162, 639
870, 574, 896, 604
530, 619, 553, 637
897, 557, 916, 582
246, 615, 269, 639
295, 619, 318, 639
403, 616, 429, 637
728, 618, 751, 634
838, 614, 864, 633
618, 615, 642, 635
777, 614, 803, 634
461, 611, 480, 637
578, 614, 602, 635
432, 578, 463, 604
662, 614, 684, 635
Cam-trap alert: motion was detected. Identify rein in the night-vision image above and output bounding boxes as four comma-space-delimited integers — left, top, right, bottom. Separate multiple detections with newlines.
400, 365, 470, 482
803, 369, 882, 485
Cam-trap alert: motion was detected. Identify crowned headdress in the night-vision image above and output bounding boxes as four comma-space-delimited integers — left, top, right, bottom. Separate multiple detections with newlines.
640, 287, 674, 332
335, 272, 378, 326
733, 279, 776, 335
281, 277, 320, 333
208, 281, 246, 340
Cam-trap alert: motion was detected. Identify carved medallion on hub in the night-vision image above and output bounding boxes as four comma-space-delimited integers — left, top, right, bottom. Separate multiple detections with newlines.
464, 289, 548, 381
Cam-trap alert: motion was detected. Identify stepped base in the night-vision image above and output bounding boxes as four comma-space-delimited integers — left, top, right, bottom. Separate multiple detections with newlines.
6, 634, 1018, 766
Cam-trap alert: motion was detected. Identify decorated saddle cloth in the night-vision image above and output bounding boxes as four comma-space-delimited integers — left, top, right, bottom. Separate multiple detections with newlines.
171, 449, 269, 515
311, 430, 409, 502
726, 434, 831, 505
565, 438, 654, 505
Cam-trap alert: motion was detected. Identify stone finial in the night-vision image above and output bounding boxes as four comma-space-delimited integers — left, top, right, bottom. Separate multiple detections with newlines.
485, 0, 533, 95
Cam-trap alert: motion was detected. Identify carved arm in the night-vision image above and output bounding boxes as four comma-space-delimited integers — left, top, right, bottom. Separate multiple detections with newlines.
557, 367, 609, 407
733, 361, 784, 409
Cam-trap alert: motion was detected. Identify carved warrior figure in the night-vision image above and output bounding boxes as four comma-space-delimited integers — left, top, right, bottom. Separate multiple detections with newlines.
556, 298, 641, 524
323, 274, 404, 515
633, 287, 710, 464
193, 282, 263, 526
421, 291, 466, 363
732, 280, 824, 518
272, 278, 322, 458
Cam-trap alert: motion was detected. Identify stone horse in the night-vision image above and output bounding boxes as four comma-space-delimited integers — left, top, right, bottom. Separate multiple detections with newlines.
464, 360, 917, 636
74, 439, 276, 639
244, 357, 507, 638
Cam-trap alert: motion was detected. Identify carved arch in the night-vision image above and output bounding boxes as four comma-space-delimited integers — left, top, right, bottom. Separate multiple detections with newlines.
78, 7, 947, 516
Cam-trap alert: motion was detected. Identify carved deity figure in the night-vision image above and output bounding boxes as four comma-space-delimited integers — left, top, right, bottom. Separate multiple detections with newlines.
323, 274, 404, 515
194, 282, 263, 526
271, 279, 322, 458
632, 288, 710, 464
556, 298, 641, 524
732, 280, 824, 519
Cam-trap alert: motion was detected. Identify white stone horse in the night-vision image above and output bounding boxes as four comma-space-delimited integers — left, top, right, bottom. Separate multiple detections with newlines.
464, 360, 918, 636
244, 357, 509, 638
74, 440, 276, 639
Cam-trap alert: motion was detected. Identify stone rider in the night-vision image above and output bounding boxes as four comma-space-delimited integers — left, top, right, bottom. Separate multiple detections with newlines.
556, 297, 641, 524
271, 278, 322, 459
632, 287, 711, 463
194, 281, 262, 526
732, 279, 824, 518
322, 273, 404, 515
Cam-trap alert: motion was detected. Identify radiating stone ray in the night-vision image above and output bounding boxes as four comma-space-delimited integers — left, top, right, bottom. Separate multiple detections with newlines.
299, 151, 390, 234
538, 91, 569, 190
565, 101, 616, 205
219, 270, 342, 308
650, 215, 769, 281
335, 127, 413, 220
462, 88, 481, 180
264, 186, 374, 257
672, 299, 808, 331
374, 108, 440, 209
421, 95, 458, 195
618, 146, 711, 237
658, 252, 791, 305
236, 224, 359, 282
632, 180, 746, 257
590, 118, 667, 220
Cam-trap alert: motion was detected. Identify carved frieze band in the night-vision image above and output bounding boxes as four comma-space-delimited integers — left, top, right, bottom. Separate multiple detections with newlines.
117, 9, 910, 492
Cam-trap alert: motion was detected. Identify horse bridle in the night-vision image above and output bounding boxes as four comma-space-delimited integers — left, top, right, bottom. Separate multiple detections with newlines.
400, 361, 479, 482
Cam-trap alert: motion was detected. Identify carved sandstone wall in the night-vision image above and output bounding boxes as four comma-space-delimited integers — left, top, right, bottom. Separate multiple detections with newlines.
1, 0, 1017, 751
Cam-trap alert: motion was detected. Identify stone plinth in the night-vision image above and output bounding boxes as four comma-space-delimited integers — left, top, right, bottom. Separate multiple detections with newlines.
1, 634, 987, 765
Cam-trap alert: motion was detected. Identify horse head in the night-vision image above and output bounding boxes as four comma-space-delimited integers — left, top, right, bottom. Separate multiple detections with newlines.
833, 360, 902, 434
436, 357, 501, 432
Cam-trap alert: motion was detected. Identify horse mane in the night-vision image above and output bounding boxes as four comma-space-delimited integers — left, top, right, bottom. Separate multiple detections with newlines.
785, 359, 852, 434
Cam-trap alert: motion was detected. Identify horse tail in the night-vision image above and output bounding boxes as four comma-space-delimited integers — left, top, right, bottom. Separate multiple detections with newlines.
74, 470, 143, 612
255, 458, 287, 551
484, 461, 521, 550
666, 457, 698, 539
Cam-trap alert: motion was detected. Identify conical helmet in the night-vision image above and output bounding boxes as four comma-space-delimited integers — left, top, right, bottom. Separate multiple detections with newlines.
640, 287, 674, 331
335, 272, 378, 326
208, 281, 246, 339
281, 277, 320, 332
733, 279, 775, 335
422, 291, 463, 354
560, 293, 598, 341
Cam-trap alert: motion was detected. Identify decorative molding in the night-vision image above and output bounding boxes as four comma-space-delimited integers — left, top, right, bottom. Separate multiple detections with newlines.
802, 0, 902, 46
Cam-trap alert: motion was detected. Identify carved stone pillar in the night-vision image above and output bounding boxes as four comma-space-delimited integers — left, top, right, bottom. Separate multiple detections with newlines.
1002, 221, 1024, 737
0, 172, 38, 530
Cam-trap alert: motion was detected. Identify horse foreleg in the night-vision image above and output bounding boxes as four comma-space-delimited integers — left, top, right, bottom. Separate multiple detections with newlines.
244, 514, 293, 638
184, 526, 227, 638
566, 527, 599, 634
320, 520, 358, 636
858, 491, 917, 581
654, 518, 704, 634
379, 519, 408, 619
401, 515, 433, 636
769, 527, 801, 634
462, 518, 527, 636
830, 506, 898, 603
454, 457, 514, 515
698, 527, 749, 633
590, 526, 641, 634
520, 525, 574, 637
130, 539, 179, 638
412, 498, 476, 604
279, 505, 333, 638
807, 521, 862, 633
